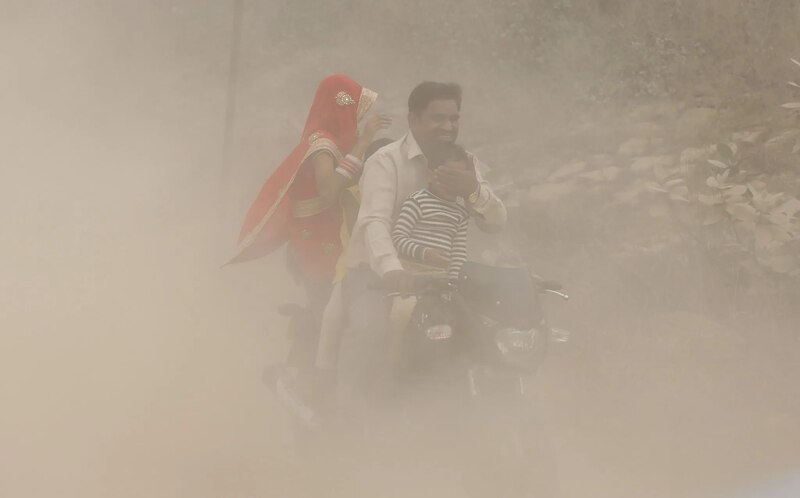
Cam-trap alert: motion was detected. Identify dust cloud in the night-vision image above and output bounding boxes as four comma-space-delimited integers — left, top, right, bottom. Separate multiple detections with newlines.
2, 2, 800, 498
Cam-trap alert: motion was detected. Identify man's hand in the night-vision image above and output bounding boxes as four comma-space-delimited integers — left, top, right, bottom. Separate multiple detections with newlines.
422, 248, 449, 268
432, 160, 480, 199
381, 269, 415, 294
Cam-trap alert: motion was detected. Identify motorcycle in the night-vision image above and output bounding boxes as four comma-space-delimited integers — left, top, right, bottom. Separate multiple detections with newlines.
356, 261, 570, 498
266, 261, 570, 497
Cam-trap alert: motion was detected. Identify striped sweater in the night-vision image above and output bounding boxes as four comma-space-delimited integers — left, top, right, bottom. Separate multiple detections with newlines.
391, 189, 470, 278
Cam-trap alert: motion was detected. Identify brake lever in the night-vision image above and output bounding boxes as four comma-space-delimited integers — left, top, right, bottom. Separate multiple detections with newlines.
543, 288, 569, 300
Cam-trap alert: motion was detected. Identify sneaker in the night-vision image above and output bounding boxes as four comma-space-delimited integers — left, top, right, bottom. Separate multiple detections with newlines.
263, 365, 320, 430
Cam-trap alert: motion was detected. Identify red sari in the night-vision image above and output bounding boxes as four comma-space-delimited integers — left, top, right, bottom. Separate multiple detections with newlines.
228, 75, 376, 281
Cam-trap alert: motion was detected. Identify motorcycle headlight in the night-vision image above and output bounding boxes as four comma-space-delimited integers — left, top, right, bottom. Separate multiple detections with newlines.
494, 327, 547, 368
426, 324, 453, 340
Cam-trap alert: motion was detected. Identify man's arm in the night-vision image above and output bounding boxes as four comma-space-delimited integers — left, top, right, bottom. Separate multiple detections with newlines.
354, 152, 404, 276
467, 154, 507, 233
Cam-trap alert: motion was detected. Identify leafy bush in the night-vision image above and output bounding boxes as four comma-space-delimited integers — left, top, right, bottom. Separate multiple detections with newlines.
648, 142, 800, 279
646, 62, 800, 282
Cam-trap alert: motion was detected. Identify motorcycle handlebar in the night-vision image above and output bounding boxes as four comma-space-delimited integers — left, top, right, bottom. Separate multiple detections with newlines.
367, 272, 451, 294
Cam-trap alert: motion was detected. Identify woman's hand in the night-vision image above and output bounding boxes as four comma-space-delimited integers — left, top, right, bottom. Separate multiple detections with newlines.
349, 114, 392, 162
359, 114, 392, 143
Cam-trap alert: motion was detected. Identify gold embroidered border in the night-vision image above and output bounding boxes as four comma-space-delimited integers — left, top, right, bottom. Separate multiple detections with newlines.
336, 91, 356, 106
228, 139, 342, 261
292, 196, 326, 218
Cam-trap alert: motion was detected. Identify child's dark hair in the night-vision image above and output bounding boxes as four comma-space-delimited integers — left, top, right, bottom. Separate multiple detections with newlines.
428, 142, 471, 170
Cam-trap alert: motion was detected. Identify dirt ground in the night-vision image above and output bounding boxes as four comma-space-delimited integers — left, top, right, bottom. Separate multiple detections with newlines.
3, 3, 800, 498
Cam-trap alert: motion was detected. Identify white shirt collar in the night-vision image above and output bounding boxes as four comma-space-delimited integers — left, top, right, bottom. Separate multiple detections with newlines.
404, 132, 425, 161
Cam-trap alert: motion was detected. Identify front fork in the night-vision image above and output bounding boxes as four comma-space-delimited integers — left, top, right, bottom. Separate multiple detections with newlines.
464, 366, 540, 464
467, 365, 528, 398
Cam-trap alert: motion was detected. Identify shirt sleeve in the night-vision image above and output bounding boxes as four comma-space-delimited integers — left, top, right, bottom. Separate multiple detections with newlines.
447, 217, 469, 279
392, 197, 428, 262
354, 152, 404, 276
467, 153, 508, 233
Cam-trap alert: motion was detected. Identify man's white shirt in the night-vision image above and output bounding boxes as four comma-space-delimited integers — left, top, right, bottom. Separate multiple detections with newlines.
346, 132, 507, 276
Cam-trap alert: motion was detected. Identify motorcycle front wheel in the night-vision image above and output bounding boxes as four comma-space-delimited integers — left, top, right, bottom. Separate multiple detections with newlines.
458, 394, 559, 498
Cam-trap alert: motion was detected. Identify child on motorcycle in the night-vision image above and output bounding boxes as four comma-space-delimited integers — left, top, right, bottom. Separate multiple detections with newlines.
391, 142, 471, 279
310, 142, 472, 421
385, 143, 473, 367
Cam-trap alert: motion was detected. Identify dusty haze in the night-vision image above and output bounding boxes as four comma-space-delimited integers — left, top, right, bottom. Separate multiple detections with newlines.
3, 1, 800, 497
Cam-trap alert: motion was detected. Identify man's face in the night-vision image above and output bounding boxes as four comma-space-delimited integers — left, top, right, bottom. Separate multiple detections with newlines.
408, 99, 460, 150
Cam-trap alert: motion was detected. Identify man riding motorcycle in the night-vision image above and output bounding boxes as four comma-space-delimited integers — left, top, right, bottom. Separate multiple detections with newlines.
282, 82, 561, 498
337, 81, 508, 403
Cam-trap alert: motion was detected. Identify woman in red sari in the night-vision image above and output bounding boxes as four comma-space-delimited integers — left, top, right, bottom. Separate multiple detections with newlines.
229, 74, 389, 398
